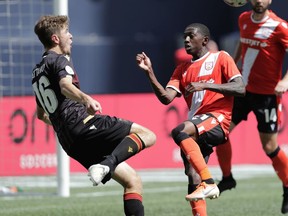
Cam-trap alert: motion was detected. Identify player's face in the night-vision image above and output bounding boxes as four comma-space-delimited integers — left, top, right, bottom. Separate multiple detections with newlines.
58, 27, 73, 55
250, 0, 271, 14
183, 27, 205, 56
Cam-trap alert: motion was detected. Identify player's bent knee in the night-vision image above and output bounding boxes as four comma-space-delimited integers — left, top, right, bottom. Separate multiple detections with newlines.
139, 129, 157, 148
125, 173, 143, 192
131, 124, 156, 148
114, 163, 143, 192
145, 131, 157, 148
171, 127, 190, 145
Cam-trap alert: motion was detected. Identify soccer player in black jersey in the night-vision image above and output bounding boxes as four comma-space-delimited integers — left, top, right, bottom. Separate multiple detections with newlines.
32, 15, 156, 216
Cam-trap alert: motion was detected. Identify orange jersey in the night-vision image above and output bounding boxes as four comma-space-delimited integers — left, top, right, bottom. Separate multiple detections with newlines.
167, 51, 242, 135
238, 11, 288, 94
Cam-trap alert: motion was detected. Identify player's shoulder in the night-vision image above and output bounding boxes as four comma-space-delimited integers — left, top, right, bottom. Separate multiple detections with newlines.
43, 51, 61, 65
269, 11, 288, 30
269, 11, 286, 22
239, 10, 251, 20
215, 51, 234, 65
45, 51, 69, 62
45, 51, 72, 70
217, 50, 232, 58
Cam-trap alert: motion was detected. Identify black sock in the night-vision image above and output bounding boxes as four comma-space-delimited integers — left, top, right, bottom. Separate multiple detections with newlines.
101, 134, 145, 170
188, 184, 198, 194
203, 178, 214, 184
124, 199, 144, 216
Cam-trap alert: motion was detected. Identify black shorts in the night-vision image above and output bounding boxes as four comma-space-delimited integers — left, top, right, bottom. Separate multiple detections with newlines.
60, 114, 133, 169
189, 113, 226, 157
232, 91, 280, 133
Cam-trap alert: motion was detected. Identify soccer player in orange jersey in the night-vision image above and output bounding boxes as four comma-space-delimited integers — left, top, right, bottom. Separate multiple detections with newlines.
137, 23, 245, 216
215, 0, 288, 214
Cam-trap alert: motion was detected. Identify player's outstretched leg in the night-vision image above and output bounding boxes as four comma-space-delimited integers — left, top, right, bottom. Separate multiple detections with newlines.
88, 164, 110, 186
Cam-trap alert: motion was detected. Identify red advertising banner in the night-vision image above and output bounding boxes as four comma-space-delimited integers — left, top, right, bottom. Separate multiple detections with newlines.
1, 93, 288, 176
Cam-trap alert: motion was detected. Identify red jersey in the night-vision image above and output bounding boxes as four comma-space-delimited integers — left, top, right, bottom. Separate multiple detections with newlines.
167, 51, 242, 135
238, 10, 288, 94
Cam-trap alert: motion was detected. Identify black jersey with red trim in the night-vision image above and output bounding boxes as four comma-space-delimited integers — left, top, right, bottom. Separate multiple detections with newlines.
32, 51, 90, 143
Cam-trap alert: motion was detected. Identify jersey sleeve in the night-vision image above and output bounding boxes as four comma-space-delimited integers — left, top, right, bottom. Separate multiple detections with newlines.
275, 21, 288, 51
166, 63, 189, 95
219, 51, 242, 82
238, 11, 247, 29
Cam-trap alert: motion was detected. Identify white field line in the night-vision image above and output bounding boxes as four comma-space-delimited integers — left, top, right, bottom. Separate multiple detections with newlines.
0, 165, 276, 200
0, 165, 275, 189
75, 186, 185, 198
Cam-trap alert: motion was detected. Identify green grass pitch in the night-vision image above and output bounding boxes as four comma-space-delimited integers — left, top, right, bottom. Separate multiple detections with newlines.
0, 170, 284, 216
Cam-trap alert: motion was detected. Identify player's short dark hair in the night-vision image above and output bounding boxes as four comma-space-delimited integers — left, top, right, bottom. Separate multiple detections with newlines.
187, 23, 211, 39
34, 15, 69, 49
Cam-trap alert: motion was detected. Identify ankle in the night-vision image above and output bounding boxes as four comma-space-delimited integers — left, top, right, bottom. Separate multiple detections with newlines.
101, 155, 117, 172
203, 178, 214, 184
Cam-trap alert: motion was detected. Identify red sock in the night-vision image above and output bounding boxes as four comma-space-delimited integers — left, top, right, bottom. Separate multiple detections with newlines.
216, 138, 232, 177
190, 200, 207, 216
271, 148, 288, 186
179, 137, 212, 180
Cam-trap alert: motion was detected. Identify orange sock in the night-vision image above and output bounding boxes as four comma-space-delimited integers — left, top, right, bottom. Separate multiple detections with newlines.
190, 200, 207, 216
179, 137, 212, 180
216, 138, 232, 177
271, 148, 288, 186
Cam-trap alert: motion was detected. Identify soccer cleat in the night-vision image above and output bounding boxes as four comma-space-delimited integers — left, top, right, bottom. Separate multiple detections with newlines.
88, 164, 110, 186
217, 174, 237, 194
281, 186, 288, 214
185, 182, 220, 201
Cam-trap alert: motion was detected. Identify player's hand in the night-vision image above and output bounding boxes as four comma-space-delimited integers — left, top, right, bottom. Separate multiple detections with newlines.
136, 52, 152, 71
85, 96, 102, 115
275, 80, 288, 96
184, 82, 204, 97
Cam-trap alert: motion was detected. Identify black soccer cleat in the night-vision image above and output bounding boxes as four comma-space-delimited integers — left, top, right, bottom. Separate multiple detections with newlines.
281, 186, 288, 214
217, 174, 237, 194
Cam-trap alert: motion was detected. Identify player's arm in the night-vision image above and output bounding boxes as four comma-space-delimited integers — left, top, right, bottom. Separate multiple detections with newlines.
136, 52, 178, 105
275, 68, 288, 96
206, 76, 245, 96
36, 105, 52, 125
185, 76, 245, 97
59, 75, 102, 115
233, 41, 242, 64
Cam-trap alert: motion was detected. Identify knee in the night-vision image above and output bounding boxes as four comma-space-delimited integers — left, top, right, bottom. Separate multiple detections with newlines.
266, 146, 280, 158
137, 128, 157, 149
124, 173, 143, 193
171, 126, 190, 145
262, 140, 278, 154
147, 130, 157, 148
